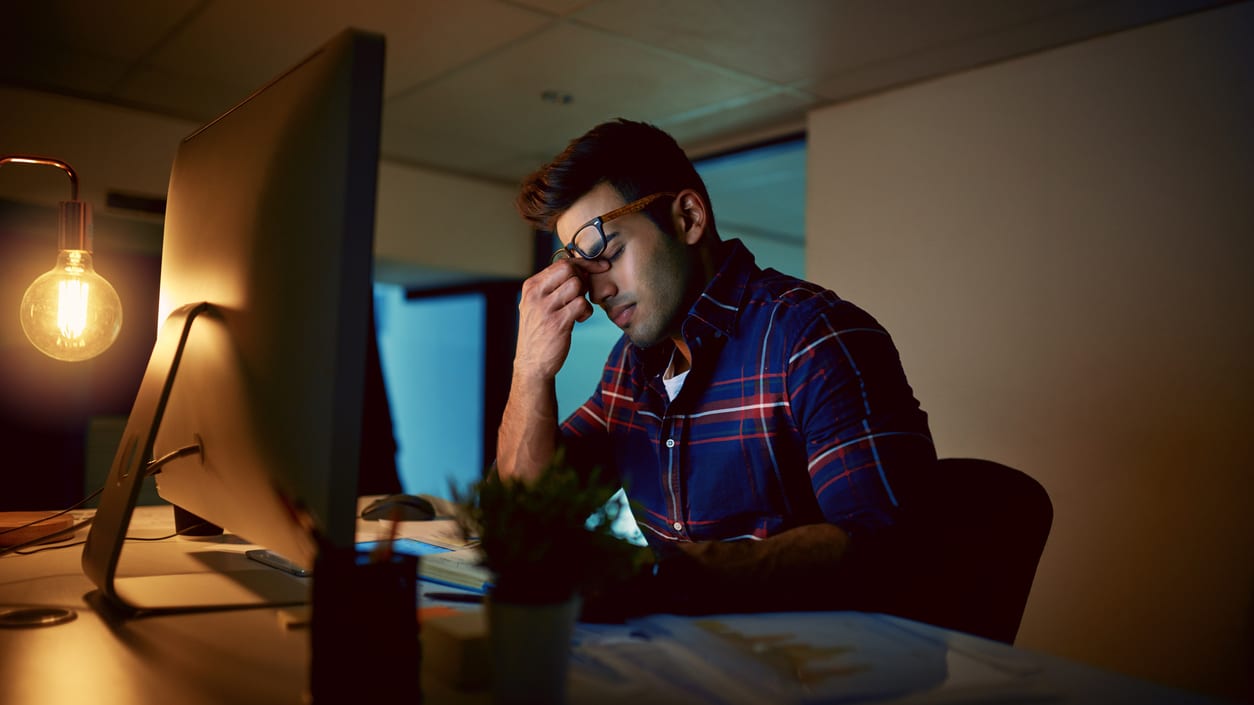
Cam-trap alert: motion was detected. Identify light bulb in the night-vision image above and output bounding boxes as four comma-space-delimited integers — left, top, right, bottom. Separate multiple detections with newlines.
20, 249, 123, 361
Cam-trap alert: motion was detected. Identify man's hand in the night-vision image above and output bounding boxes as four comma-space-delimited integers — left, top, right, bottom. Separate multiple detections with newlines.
513, 257, 610, 379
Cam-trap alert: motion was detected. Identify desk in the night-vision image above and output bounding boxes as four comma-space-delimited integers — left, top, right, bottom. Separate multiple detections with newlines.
0, 505, 1231, 705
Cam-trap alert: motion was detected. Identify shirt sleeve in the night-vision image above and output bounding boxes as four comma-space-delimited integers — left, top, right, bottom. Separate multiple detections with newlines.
787, 301, 935, 534
557, 340, 627, 485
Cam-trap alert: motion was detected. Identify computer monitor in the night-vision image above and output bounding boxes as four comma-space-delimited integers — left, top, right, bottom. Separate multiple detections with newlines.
81, 28, 385, 612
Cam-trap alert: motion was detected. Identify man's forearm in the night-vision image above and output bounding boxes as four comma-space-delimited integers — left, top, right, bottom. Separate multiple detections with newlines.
660, 523, 853, 613
498, 257, 606, 481
495, 370, 561, 481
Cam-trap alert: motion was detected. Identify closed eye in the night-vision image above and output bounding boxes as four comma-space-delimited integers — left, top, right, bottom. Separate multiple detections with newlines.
602, 233, 624, 262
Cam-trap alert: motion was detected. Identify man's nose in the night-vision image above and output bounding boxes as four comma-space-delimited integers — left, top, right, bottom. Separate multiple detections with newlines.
586, 266, 617, 306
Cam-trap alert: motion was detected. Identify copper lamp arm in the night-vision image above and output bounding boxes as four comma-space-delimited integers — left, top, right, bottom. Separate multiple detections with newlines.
0, 154, 80, 200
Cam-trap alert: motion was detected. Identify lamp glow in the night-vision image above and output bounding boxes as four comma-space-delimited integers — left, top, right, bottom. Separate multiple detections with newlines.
3, 154, 124, 362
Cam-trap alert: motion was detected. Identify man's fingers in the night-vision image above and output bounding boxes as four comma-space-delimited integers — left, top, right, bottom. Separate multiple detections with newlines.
568, 257, 610, 276
527, 261, 581, 301
541, 264, 594, 308
571, 296, 594, 323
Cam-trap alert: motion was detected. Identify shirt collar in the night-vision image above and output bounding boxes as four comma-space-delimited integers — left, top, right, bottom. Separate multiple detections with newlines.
685, 238, 756, 339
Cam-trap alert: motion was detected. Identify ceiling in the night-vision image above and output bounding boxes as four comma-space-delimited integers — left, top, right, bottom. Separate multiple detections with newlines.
0, 0, 1228, 188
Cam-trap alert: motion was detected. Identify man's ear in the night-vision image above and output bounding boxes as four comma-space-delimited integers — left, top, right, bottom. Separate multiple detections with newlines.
672, 188, 708, 246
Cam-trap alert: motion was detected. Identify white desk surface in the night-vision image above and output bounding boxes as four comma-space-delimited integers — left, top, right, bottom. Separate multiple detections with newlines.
0, 505, 1231, 705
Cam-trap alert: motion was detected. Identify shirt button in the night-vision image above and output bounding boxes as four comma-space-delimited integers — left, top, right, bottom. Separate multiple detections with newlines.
673, 521, 683, 531
665, 438, 676, 448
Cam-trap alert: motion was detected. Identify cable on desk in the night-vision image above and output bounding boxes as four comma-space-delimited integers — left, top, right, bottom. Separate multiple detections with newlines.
4, 519, 219, 557
0, 442, 200, 542
126, 521, 215, 542
0, 487, 102, 538
0, 517, 93, 557
1, 442, 205, 558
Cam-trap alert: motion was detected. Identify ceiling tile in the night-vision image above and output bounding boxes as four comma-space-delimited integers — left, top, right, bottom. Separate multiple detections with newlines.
114, 64, 257, 123
0, 0, 201, 63
570, 0, 849, 85
0, 42, 131, 98
384, 20, 776, 179
570, 0, 1120, 87
0, 0, 198, 98
508, 0, 595, 18
376, 1, 554, 95
132, 0, 551, 105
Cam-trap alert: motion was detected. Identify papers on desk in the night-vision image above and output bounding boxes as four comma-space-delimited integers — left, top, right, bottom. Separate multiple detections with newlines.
570, 612, 1054, 705
356, 519, 492, 594
417, 548, 492, 594
358, 516, 471, 550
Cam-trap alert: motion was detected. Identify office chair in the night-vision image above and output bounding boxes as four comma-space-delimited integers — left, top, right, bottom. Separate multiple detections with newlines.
849, 457, 1053, 644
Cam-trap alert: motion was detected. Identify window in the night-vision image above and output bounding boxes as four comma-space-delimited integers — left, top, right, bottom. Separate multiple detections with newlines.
374, 283, 486, 497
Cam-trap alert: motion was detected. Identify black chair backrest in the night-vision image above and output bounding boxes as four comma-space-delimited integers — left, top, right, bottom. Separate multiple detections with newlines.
906, 457, 1053, 643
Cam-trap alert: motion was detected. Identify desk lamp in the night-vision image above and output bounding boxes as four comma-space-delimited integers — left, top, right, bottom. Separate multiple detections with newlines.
1, 154, 122, 361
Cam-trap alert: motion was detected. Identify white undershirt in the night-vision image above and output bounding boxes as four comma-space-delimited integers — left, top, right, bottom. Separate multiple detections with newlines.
662, 349, 689, 401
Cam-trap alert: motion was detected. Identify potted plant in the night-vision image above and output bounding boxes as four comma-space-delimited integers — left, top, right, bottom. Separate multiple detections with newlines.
453, 449, 647, 704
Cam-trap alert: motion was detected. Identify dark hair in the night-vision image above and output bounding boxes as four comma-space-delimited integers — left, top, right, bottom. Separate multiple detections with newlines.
516, 118, 715, 234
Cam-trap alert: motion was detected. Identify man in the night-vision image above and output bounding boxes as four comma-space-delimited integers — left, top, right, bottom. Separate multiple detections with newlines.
497, 119, 935, 615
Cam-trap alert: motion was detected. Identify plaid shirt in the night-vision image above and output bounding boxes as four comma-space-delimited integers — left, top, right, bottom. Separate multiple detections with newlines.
561, 239, 935, 547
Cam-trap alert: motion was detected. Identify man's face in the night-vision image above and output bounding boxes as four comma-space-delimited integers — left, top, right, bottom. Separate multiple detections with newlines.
554, 182, 691, 348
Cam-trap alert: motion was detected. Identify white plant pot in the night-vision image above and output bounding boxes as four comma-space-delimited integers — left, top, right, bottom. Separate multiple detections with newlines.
486, 594, 582, 705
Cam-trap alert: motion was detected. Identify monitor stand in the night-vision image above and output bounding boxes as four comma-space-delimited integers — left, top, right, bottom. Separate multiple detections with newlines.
80, 302, 308, 614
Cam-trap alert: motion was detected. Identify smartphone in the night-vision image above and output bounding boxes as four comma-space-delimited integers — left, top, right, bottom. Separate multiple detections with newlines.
245, 549, 312, 577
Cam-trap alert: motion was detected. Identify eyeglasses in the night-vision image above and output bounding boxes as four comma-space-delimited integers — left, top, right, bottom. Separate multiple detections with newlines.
551, 192, 676, 263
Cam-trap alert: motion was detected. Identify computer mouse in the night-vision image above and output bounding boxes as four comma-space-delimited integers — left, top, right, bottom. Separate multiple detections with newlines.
360, 494, 436, 521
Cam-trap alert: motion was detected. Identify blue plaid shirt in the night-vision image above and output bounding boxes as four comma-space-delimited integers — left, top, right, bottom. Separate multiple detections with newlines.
561, 240, 935, 548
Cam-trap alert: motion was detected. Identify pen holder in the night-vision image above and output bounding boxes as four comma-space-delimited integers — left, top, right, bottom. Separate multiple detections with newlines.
309, 545, 421, 704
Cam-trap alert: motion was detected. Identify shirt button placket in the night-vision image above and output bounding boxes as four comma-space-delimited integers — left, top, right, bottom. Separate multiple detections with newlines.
663, 423, 682, 537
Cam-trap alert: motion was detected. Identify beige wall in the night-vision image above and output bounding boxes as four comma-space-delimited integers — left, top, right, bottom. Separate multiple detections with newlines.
806, 4, 1253, 700
374, 160, 529, 285
0, 85, 529, 286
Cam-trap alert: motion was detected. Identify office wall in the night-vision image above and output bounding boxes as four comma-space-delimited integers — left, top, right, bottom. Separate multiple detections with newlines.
374, 161, 529, 284
806, 4, 1253, 700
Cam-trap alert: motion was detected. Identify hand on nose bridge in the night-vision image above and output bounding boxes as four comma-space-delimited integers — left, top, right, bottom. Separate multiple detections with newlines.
568, 258, 610, 300
584, 268, 617, 306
